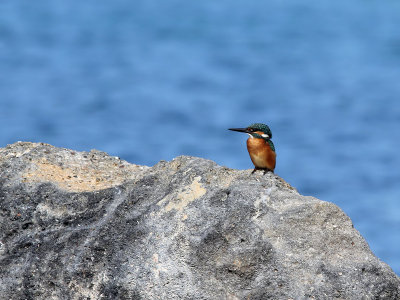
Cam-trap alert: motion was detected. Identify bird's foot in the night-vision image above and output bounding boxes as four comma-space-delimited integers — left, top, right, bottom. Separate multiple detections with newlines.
263, 168, 273, 175
252, 168, 273, 175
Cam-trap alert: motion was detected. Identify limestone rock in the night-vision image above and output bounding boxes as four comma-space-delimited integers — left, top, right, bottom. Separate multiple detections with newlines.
0, 142, 399, 299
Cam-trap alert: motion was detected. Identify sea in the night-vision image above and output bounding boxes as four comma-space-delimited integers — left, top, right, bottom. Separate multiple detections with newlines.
0, 0, 399, 275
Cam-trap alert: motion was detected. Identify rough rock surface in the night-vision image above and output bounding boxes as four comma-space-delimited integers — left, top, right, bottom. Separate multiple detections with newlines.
0, 142, 399, 300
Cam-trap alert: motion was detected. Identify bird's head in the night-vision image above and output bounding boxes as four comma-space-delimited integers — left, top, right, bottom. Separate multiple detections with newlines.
229, 123, 272, 140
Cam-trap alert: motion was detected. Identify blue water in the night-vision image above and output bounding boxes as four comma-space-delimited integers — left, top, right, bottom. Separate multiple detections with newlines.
1, 0, 399, 274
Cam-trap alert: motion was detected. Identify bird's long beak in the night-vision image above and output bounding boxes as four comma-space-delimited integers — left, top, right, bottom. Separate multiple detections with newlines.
228, 128, 249, 133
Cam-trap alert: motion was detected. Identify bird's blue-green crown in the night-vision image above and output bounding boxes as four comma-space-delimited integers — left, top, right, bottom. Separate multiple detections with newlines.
248, 123, 272, 138
248, 123, 275, 152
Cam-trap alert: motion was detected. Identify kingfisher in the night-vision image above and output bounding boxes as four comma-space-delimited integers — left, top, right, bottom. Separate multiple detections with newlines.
229, 123, 276, 173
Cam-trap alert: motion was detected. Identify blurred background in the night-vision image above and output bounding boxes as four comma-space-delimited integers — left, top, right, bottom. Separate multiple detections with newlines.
0, 0, 399, 274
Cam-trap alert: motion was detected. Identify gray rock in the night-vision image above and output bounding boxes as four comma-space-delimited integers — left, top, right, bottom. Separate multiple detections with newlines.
0, 142, 399, 300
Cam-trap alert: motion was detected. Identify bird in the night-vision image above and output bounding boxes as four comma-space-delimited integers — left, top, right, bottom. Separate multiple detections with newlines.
229, 123, 276, 174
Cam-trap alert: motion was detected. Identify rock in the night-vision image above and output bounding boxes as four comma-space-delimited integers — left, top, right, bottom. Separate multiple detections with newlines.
0, 142, 399, 300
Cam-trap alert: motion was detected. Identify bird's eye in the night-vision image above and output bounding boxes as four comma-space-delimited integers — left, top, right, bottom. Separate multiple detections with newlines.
248, 128, 255, 132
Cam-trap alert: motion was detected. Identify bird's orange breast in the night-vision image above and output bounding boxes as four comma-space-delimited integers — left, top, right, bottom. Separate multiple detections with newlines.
246, 138, 276, 171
